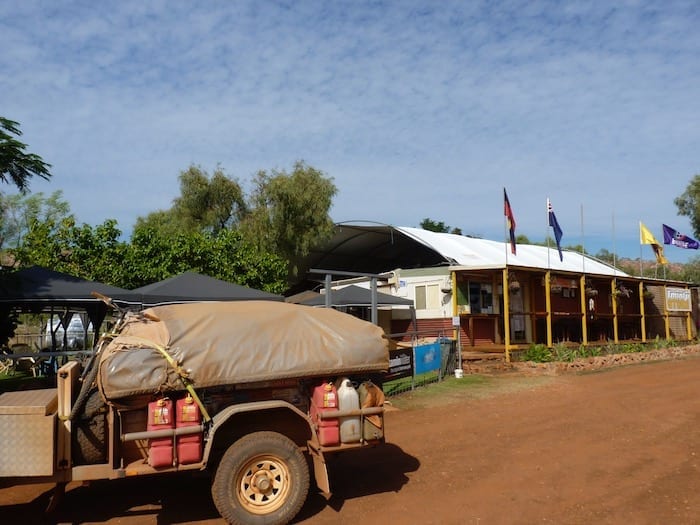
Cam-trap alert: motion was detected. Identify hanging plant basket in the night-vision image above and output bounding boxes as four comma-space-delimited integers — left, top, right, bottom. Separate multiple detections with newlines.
585, 288, 598, 298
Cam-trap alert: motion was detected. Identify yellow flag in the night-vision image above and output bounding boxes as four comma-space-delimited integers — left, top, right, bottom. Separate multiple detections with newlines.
640, 222, 660, 245
640, 222, 668, 264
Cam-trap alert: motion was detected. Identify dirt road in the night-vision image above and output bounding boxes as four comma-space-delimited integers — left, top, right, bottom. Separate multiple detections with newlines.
3, 355, 700, 524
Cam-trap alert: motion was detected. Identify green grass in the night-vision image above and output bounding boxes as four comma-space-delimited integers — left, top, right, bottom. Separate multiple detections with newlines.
387, 373, 553, 411
0, 371, 55, 393
384, 370, 441, 395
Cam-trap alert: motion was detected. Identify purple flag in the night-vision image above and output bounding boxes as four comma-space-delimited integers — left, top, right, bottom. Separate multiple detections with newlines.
663, 224, 699, 249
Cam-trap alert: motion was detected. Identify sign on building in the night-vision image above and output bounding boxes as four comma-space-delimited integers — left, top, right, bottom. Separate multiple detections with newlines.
666, 287, 691, 312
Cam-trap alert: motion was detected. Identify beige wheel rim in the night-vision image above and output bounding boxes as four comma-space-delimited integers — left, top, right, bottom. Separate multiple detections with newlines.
236, 454, 291, 515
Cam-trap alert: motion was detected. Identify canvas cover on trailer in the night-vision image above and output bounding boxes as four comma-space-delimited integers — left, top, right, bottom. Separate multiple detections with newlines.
97, 301, 389, 400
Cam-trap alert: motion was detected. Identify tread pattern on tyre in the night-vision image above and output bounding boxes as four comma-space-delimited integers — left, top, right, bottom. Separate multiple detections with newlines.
72, 388, 107, 465
211, 431, 310, 525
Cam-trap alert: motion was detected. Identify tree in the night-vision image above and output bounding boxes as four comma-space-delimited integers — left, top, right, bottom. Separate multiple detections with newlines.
135, 165, 247, 236
420, 218, 462, 235
10, 217, 128, 285
12, 216, 288, 292
679, 256, 700, 284
0, 191, 70, 252
0, 117, 51, 191
675, 174, 700, 237
121, 227, 287, 291
594, 249, 616, 265
241, 161, 337, 263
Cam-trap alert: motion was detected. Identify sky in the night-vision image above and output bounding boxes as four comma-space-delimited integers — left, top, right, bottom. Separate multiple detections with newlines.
2, 0, 699, 264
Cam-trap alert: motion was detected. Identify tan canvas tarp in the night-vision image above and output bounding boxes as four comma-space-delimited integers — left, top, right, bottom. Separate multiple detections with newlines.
98, 301, 389, 400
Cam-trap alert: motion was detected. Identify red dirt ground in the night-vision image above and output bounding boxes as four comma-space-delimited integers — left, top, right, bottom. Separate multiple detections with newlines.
3, 351, 700, 524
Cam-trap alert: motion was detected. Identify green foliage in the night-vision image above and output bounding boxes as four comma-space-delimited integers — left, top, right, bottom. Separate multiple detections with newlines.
551, 343, 587, 362
121, 227, 287, 292
0, 118, 51, 192
135, 165, 247, 236
649, 336, 678, 350
595, 249, 616, 265
0, 191, 69, 251
522, 343, 553, 363
675, 174, 700, 237
420, 218, 462, 235
11, 217, 127, 285
679, 256, 700, 284
134, 161, 336, 283
615, 343, 645, 354
241, 160, 337, 265
520, 340, 687, 364
587, 345, 601, 357
12, 217, 287, 293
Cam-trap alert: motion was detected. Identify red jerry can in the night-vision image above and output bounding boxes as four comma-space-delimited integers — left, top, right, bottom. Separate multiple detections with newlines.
310, 381, 340, 446
176, 393, 202, 464
147, 398, 174, 468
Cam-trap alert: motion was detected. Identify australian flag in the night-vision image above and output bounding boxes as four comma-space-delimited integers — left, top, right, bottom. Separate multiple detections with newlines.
548, 199, 563, 261
663, 224, 699, 249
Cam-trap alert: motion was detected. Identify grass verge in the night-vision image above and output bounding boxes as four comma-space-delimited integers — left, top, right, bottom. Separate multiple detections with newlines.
387, 373, 554, 411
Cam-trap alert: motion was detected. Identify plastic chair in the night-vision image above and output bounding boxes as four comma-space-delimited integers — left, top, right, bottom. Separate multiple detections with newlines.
0, 358, 13, 375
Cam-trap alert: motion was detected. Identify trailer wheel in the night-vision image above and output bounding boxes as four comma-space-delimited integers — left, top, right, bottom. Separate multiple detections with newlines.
73, 389, 107, 465
211, 431, 310, 525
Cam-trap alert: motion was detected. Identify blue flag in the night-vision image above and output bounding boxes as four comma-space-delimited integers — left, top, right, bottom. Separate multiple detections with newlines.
663, 224, 699, 249
548, 199, 563, 261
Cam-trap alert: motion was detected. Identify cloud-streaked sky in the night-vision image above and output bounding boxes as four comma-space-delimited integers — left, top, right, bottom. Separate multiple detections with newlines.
3, 1, 699, 263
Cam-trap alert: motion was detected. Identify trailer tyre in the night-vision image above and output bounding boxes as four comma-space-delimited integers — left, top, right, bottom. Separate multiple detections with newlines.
212, 431, 310, 525
73, 389, 107, 465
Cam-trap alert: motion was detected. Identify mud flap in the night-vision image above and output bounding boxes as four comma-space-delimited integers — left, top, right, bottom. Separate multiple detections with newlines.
307, 442, 330, 496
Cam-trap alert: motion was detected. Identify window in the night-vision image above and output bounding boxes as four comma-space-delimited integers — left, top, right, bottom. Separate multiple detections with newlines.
415, 284, 440, 310
468, 281, 492, 314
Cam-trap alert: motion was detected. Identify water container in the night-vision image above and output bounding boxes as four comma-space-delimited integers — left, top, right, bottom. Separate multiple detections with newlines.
335, 378, 361, 443
147, 398, 174, 467
176, 393, 202, 464
358, 381, 384, 441
310, 381, 340, 446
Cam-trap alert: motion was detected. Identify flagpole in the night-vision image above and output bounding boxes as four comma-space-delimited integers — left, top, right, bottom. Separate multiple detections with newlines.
580, 204, 585, 274
503, 203, 509, 266
638, 221, 643, 277
546, 197, 551, 270
612, 212, 617, 276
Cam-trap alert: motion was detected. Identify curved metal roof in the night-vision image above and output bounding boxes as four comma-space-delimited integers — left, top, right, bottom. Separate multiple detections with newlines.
296, 223, 627, 278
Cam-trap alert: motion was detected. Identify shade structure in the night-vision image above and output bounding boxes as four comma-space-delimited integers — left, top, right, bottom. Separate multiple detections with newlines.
300, 285, 414, 307
0, 266, 137, 305
0, 266, 139, 341
132, 271, 284, 307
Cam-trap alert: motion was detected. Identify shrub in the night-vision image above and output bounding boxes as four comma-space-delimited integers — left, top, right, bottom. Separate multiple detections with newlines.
522, 344, 553, 363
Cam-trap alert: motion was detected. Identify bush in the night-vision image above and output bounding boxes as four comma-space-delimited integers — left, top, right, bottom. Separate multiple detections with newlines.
521, 344, 553, 363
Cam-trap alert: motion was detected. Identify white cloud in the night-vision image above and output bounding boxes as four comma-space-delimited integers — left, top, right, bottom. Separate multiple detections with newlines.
2, 0, 699, 263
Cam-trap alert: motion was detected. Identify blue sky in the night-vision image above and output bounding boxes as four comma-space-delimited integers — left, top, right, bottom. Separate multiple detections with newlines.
2, 0, 699, 264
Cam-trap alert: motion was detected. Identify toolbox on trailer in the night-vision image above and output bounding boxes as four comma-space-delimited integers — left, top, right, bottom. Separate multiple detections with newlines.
0, 389, 58, 477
